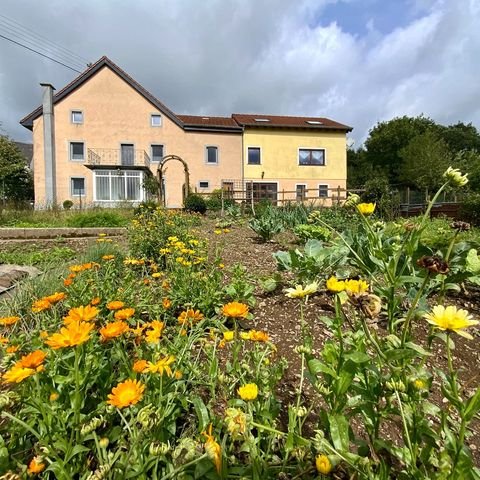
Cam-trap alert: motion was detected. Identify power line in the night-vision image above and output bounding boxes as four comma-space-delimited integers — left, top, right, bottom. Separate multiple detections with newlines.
0, 22, 85, 71
0, 13, 89, 65
0, 33, 82, 73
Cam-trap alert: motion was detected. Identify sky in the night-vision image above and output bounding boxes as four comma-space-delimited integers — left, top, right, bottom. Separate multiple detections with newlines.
0, 0, 479, 147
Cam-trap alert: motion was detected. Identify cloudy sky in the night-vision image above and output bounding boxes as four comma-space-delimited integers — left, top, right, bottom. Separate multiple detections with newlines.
1, 0, 479, 146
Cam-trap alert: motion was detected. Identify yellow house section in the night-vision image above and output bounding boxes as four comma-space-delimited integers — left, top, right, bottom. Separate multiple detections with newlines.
31, 66, 242, 208
243, 128, 347, 203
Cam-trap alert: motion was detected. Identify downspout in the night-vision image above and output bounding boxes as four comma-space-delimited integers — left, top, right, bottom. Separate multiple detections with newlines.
40, 83, 56, 206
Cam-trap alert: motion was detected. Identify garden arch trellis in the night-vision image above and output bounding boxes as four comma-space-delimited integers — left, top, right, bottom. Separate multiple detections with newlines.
156, 155, 190, 207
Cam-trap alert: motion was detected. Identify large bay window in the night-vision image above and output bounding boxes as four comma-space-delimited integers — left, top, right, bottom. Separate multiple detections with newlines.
94, 170, 144, 202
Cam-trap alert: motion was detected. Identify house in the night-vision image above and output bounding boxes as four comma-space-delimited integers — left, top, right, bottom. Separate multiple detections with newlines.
20, 56, 352, 208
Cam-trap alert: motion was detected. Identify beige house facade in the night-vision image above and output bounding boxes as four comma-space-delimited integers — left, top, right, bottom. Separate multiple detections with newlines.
20, 57, 352, 208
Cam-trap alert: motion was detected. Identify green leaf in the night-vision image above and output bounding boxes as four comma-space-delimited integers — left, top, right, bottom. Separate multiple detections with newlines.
308, 359, 337, 378
65, 444, 90, 463
191, 396, 210, 433
345, 352, 370, 364
464, 387, 480, 422
466, 249, 480, 274
328, 413, 349, 451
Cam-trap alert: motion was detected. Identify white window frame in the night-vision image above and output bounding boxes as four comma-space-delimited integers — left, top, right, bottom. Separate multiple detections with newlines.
70, 176, 86, 197
198, 180, 209, 189
93, 170, 145, 202
247, 146, 262, 165
69, 141, 85, 161
150, 144, 165, 163
318, 184, 330, 198
71, 110, 83, 124
295, 183, 307, 202
151, 114, 162, 127
298, 147, 326, 166
205, 145, 219, 165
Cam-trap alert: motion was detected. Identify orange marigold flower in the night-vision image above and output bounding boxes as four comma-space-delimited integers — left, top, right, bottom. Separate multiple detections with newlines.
174, 370, 183, 380
178, 309, 204, 325
102, 255, 115, 260
3, 365, 37, 383
202, 424, 222, 474
114, 308, 135, 320
247, 330, 269, 342
90, 297, 101, 306
146, 355, 175, 376
162, 298, 171, 309
63, 278, 73, 287
49, 392, 59, 401
6, 345, 19, 354
45, 321, 94, 349
222, 302, 249, 318
63, 305, 99, 325
18, 350, 46, 369
106, 300, 125, 311
133, 359, 148, 373
27, 456, 45, 474
162, 280, 171, 290
0, 316, 20, 326
145, 320, 164, 343
44, 292, 66, 304
0, 335, 9, 345
32, 299, 52, 313
107, 379, 145, 408
69, 264, 85, 272
99, 321, 130, 342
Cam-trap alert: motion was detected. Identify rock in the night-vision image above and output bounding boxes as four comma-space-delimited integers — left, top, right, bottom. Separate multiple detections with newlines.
0, 264, 42, 295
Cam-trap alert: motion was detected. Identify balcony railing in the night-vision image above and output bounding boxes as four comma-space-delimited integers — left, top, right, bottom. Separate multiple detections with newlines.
87, 148, 151, 168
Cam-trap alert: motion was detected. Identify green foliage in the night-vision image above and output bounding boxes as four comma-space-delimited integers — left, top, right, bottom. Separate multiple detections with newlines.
293, 223, 331, 242
62, 199, 74, 210
249, 215, 283, 242
204, 189, 235, 211
363, 175, 400, 220
0, 245, 76, 266
308, 207, 360, 232
0, 136, 34, 204
459, 192, 480, 226
65, 211, 129, 228
184, 193, 207, 214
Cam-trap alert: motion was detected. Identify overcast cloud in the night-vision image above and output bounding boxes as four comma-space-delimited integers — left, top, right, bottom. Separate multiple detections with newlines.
0, 0, 479, 147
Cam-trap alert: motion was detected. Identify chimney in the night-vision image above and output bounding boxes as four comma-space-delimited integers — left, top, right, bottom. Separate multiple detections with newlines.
40, 83, 56, 205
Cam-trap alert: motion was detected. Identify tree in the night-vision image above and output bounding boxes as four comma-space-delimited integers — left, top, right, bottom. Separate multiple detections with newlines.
399, 131, 451, 191
363, 115, 438, 184
0, 136, 34, 205
347, 147, 374, 188
437, 122, 480, 153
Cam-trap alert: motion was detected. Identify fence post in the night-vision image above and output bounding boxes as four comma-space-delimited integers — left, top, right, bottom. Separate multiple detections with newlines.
250, 181, 255, 216
221, 188, 225, 217
337, 185, 341, 205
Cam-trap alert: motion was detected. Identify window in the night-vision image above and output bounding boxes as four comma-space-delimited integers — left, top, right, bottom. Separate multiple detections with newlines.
319, 185, 329, 198
247, 147, 261, 165
299, 148, 325, 166
206, 146, 218, 164
151, 114, 162, 127
199, 181, 209, 189
70, 142, 85, 161
71, 177, 85, 196
151, 144, 164, 162
94, 170, 144, 202
296, 184, 306, 202
222, 181, 234, 199
71, 111, 83, 124
246, 182, 278, 203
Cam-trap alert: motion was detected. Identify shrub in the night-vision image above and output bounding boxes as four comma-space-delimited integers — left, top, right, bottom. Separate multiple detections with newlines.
249, 215, 284, 242
62, 199, 74, 210
66, 211, 129, 228
184, 193, 207, 214
205, 189, 235, 211
459, 192, 480, 226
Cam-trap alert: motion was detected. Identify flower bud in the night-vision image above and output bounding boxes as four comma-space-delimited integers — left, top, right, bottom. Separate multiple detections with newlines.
443, 166, 468, 187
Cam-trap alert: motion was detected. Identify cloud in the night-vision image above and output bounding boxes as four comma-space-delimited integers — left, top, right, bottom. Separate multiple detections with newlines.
0, 0, 479, 146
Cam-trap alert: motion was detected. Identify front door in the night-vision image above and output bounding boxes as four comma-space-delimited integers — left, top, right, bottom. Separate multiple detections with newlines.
121, 144, 134, 166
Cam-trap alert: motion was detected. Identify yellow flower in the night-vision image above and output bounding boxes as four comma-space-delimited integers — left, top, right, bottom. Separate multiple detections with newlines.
0, 335, 8, 345
102, 255, 115, 260
174, 370, 183, 380
145, 320, 165, 343
424, 305, 479, 339
114, 308, 135, 320
133, 359, 149, 373
221, 302, 249, 318
99, 321, 130, 342
285, 281, 318, 298
90, 297, 101, 306
203, 424, 222, 474
3, 365, 38, 383
178, 309, 204, 325
413, 379, 427, 390
357, 203, 376, 215
27, 456, 45, 474
50, 392, 59, 401
246, 330, 269, 342
225, 407, 247, 438
162, 280, 171, 290
326, 277, 345, 293
162, 298, 171, 309
17, 350, 46, 369
6, 345, 19, 354
443, 166, 468, 187
152, 272, 163, 278
223, 330, 235, 341
44, 292, 67, 304
106, 300, 125, 311
45, 321, 94, 349
316, 454, 333, 475
214, 229, 222, 234
107, 379, 145, 408
238, 383, 258, 401
344, 279, 369, 295
0, 316, 20, 326
32, 299, 52, 313
147, 355, 175, 376
63, 305, 99, 325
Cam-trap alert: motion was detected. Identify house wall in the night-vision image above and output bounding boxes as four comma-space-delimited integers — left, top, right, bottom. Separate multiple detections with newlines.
31, 67, 242, 208
242, 129, 347, 205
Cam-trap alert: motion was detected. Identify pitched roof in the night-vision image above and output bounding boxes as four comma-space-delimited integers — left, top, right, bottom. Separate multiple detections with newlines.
177, 115, 240, 129
232, 114, 352, 131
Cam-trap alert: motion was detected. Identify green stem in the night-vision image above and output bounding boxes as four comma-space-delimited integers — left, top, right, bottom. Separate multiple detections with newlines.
159, 453, 209, 480
73, 346, 82, 443
394, 389, 416, 468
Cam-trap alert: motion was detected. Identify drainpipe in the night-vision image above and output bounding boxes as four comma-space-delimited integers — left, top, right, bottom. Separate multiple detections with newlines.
40, 83, 56, 206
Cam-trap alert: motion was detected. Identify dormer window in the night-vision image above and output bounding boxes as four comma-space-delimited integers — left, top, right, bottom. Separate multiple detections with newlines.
151, 114, 162, 127
306, 120, 323, 125
71, 111, 83, 124
254, 118, 270, 122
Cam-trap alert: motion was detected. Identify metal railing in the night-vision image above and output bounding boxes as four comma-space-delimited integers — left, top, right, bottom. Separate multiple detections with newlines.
87, 148, 151, 168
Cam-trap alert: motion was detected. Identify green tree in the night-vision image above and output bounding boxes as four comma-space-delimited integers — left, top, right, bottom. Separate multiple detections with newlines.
0, 136, 34, 205
437, 122, 480, 152
363, 115, 438, 184
347, 147, 374, 188
399, 131, 451, 191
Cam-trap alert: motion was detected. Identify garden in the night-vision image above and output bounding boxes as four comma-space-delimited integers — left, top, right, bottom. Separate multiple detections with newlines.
1, 167, 480, 479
